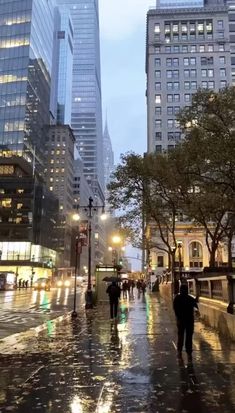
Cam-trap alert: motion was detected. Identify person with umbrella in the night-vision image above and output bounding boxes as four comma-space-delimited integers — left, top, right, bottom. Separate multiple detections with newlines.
106, 281, 121, 320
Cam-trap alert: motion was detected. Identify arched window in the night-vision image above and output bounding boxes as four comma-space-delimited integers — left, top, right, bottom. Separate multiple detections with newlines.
189, 241, 203, 267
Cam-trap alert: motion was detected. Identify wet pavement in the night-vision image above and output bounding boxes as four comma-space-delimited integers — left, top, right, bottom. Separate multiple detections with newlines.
0, 287, 81, 339
0, 291, 235, 412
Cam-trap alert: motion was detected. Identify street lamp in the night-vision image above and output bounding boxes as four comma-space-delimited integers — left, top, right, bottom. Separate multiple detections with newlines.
71, 213, 82, 318
76, 197, 106, 309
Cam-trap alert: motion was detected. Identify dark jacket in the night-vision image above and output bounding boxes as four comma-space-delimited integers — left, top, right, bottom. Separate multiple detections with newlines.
106, 284, 121, 302
173, 293, 198, 323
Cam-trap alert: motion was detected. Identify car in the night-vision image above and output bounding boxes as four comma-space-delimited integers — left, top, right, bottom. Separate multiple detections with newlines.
34, 278, 51, 291
56, 279, 71, 288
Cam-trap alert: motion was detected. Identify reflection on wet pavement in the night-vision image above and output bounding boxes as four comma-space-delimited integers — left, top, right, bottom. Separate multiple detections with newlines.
0, 292, 235, 412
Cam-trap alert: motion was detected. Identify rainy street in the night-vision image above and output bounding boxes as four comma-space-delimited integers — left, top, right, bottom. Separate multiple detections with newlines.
1, 291, 235, 413
0, 286, 80, 340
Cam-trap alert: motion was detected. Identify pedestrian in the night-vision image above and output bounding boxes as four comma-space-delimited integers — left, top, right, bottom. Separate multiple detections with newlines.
122, 280, 128, 298
173, 284, 200, 362
142, 281, 146, 294
106, 281, 121, 320
25, 280, 28, 288
131, 280, 135, 293
18, 279, 22, 289
22, 280, 25, 288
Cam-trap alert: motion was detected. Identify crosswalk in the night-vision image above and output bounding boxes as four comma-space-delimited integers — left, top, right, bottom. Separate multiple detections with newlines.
0, 307, 61, 325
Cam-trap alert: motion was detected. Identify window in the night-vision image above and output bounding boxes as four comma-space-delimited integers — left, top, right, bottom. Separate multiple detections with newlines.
154, 23, 160, 33
173, 70, 179, 78
182, 45, 188, 53
220, 80, 227, 89
208, 44, 214, 52
191, 69, 196, 78
174, 106, 180, 115
219, 44, 225, 51
201, 57, 207, 65
165, 24, 171, 33
155, 107, 162, 115
218, 32, 224, 39
166, 58, 172, 66
190, 57, 196, 65
173, 45, 179, 53
199, 45, 205, 52
197, 22, 204, 32
168, 132, 175, 141
219, 56, 225, 64
167, 94, 173, 102
155, 46, 160, 53
202, 81, 207, 89
167, 119, 174, 128
155, 145, 162, 154
155, 120, 162, 128
173, 34, 179, 42
167, 70, 172, 78
173, 58, 179, 66
155, 95, 161, 104
208, 81, 214, 89
167, 82, 173, 90
184, 58, 189, 66
165, 46, 171, 53
155, 132, 162, 140
201, 69, 207, 77
184, 94, 190, 102
190, 22, 196, 32
181, 23, 188, 33
155, 82, 161, 91
168, 145, 175, 151
184, 69, 190, 78
217, 20, 224, 29
220, 68, 226, 77
155, 70, 161, 78
174, 94, 180, 102
155, 58, 161, 66
173, 82, 180, 90
173, 24, 179, 32
184, 81, 190, 90
208, 69, 214, 77
167, 107, 173, 115
206, 21, 213, 32
191, 45, 196, 53
191, 81, 197, 89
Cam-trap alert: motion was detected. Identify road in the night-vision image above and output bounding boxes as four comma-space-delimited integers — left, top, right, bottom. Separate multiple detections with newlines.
0, 286, 82, 340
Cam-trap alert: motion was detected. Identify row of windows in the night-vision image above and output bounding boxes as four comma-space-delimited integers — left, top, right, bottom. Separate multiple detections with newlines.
155, 132, 181, 142
155, 119, 180, 129
154, 44, 225, 54
154, 20, 216, 35
156, 144, 175, 153
155, 106, 180, 116
155, 56, 226, 67
156, 68, 225, 78
155, 81, 198, 91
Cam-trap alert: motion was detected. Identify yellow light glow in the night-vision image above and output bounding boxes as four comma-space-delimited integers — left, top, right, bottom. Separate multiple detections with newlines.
70, 396, 83, 413
112, 235, 122, 244
108, 246, 113, 251
72, 213, 80, 221
100, 212, 107, 221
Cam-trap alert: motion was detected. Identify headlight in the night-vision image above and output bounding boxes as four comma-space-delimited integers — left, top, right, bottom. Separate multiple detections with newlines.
41, 282, 46, 287
57, 281, 63, 287
64, 280, 70, 287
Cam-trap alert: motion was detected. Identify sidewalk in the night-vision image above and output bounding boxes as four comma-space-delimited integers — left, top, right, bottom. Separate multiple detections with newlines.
1, 291, 235, 412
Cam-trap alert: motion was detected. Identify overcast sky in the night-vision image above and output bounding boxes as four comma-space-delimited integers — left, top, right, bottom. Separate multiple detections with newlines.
99, 0, 154, 163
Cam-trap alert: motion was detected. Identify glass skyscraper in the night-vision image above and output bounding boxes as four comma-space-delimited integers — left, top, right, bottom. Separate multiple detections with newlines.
0, 0, 58, 170
57, 0, 104, 194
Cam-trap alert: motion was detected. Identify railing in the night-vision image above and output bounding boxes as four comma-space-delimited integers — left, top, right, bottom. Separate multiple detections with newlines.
187, 275, 234, 307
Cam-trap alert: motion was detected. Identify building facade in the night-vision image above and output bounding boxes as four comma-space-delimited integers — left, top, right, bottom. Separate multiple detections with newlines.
0, 0, 58, 170
146, 2, 232, 153
57, 7, 73, 125
103, 117, 114, 202
57, 0, 104, 193
146, 1, 232, 272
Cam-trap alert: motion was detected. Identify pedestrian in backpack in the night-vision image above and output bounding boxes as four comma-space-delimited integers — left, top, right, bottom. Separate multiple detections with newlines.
106, 281, 121, 320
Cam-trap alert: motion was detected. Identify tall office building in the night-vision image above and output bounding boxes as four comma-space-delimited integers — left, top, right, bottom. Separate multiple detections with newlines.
57, 7, 73, 125
0, 0, 59, 170
103, 118, 114, 199
146, 1, 232, 153
57, 0, 104, 194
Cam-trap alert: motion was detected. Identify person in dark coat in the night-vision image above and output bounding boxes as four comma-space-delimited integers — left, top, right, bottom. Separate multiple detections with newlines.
106, 281, 121, 320
173, 284, 199, 362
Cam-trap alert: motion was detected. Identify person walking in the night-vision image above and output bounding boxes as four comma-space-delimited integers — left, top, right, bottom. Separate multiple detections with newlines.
106, 281, 121, 320
173, 284, 199, 362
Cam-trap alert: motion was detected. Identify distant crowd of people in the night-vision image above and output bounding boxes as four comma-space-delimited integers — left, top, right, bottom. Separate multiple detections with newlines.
18, 279, 30, 288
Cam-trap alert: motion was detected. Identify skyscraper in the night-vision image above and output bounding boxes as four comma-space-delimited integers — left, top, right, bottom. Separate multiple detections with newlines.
146, 1, 231, 153
0, 0, 58, 170
57, 0, 104, 194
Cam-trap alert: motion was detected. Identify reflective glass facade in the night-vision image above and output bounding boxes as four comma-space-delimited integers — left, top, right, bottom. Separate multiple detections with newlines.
0, 0, 56, 170
57, 7, 73, 125
57, 0, 104, 191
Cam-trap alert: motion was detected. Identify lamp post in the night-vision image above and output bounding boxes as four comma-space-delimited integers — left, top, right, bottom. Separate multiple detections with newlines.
72, 236, 79, 318
76, 197, 106, 309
